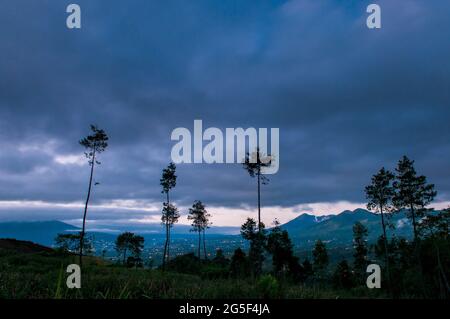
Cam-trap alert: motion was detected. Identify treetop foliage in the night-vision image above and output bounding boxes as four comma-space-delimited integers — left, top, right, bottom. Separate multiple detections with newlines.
79, 124, 109, 164
160, 162, 177, 194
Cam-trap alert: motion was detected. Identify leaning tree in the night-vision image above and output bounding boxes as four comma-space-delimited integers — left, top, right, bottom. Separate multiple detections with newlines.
78, 125, 108, 267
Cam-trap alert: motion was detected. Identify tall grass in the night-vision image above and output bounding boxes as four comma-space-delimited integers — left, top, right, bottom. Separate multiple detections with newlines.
0, 250, 386, 299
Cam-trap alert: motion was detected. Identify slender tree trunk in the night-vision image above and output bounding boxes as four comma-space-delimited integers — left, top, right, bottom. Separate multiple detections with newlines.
257, 169, 261, 232
79, 149, 96, 267
414, 236, 429, 297
167, 192, 171, 263
203, 229, 207, 260
162, 222, 168, 270
162, 191, 170, 270
410, 204, 418, 242
413, 205, 429, 296
410, 205, 428, 296
167, 226, 171, 262
379, 205, 392, 293
198, 230, 201, 259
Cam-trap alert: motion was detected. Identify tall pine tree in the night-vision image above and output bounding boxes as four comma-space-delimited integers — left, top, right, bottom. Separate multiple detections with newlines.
241, 218, 266, 277
188, 200, 211, 260
78, 125, 109, 267
365, 167, 395, 291
352, 221, 369, 283
312, 239, 329, 281
393, 156, 436, 242
160, 162, 177, 269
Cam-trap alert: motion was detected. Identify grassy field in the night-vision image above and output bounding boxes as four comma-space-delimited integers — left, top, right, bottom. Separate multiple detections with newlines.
0, 244, 388, 299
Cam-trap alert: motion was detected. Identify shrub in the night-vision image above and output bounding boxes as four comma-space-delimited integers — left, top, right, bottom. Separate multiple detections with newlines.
256, 274, 280, 299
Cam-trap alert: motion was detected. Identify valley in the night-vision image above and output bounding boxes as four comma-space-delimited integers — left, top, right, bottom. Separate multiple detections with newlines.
0, 208, 414, 266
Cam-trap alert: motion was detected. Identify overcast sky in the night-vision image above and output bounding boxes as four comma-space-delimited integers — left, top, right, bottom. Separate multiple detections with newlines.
0, 0, 449, 228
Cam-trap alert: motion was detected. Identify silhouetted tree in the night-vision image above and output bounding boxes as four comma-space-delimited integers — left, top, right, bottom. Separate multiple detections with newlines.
302, 259, 313, 280
419, 209, 450, 239
115, 232, 144, 266
242, 148, 272, 232
393, 156, 436, 242
202, 215, 212, 260
127, 233, 144, 268
365, 167, 395, 290
230, 248, 250, 278
212, 249, 230, 267
79, 125, 108, 267
352, 221, 369, 282
418, 208, 450, 296
164, 253, 200, 274
160, 162, 177, 269
332, 260, 354, 289
266, 219, 296, 275
161, 202, 180, 265
115, 232, 133, 264
312, 239, 329, 280
241, 217, 266, 277
55, 232, 93, 255
188, 200, 211, 259
373, 236, 414, 296
241, 217, 258, 240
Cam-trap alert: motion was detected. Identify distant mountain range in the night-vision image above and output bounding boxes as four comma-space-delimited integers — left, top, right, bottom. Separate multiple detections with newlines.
0, 208, 415, 250
0, 221, 78, 247
281, 208, 413, 248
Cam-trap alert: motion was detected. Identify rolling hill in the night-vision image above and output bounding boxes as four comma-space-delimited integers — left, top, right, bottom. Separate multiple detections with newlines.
282, 208, 413, 248
0, 221, 78, 246
0, 238, 54, 254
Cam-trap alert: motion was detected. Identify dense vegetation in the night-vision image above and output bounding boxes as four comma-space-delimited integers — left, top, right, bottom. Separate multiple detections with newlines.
0, 244, 386, 299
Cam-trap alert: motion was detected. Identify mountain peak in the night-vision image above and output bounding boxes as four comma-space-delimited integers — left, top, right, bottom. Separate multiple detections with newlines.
340, 208, 370, 215
296, 213, 315, 219
281, 212, 329, 232
352, 208, 370, 214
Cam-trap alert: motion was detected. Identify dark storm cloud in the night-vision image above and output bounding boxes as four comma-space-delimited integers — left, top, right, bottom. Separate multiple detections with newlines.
0, 0, 450, 223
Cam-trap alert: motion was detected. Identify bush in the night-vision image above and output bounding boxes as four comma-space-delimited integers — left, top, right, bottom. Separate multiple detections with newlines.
164, 253, 201, 274
256, 274, 280, 299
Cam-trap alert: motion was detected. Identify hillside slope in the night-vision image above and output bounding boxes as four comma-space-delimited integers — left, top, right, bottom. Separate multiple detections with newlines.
0, 221, 77, 246
283, 208, 413, 248
0, 238, 54, 254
